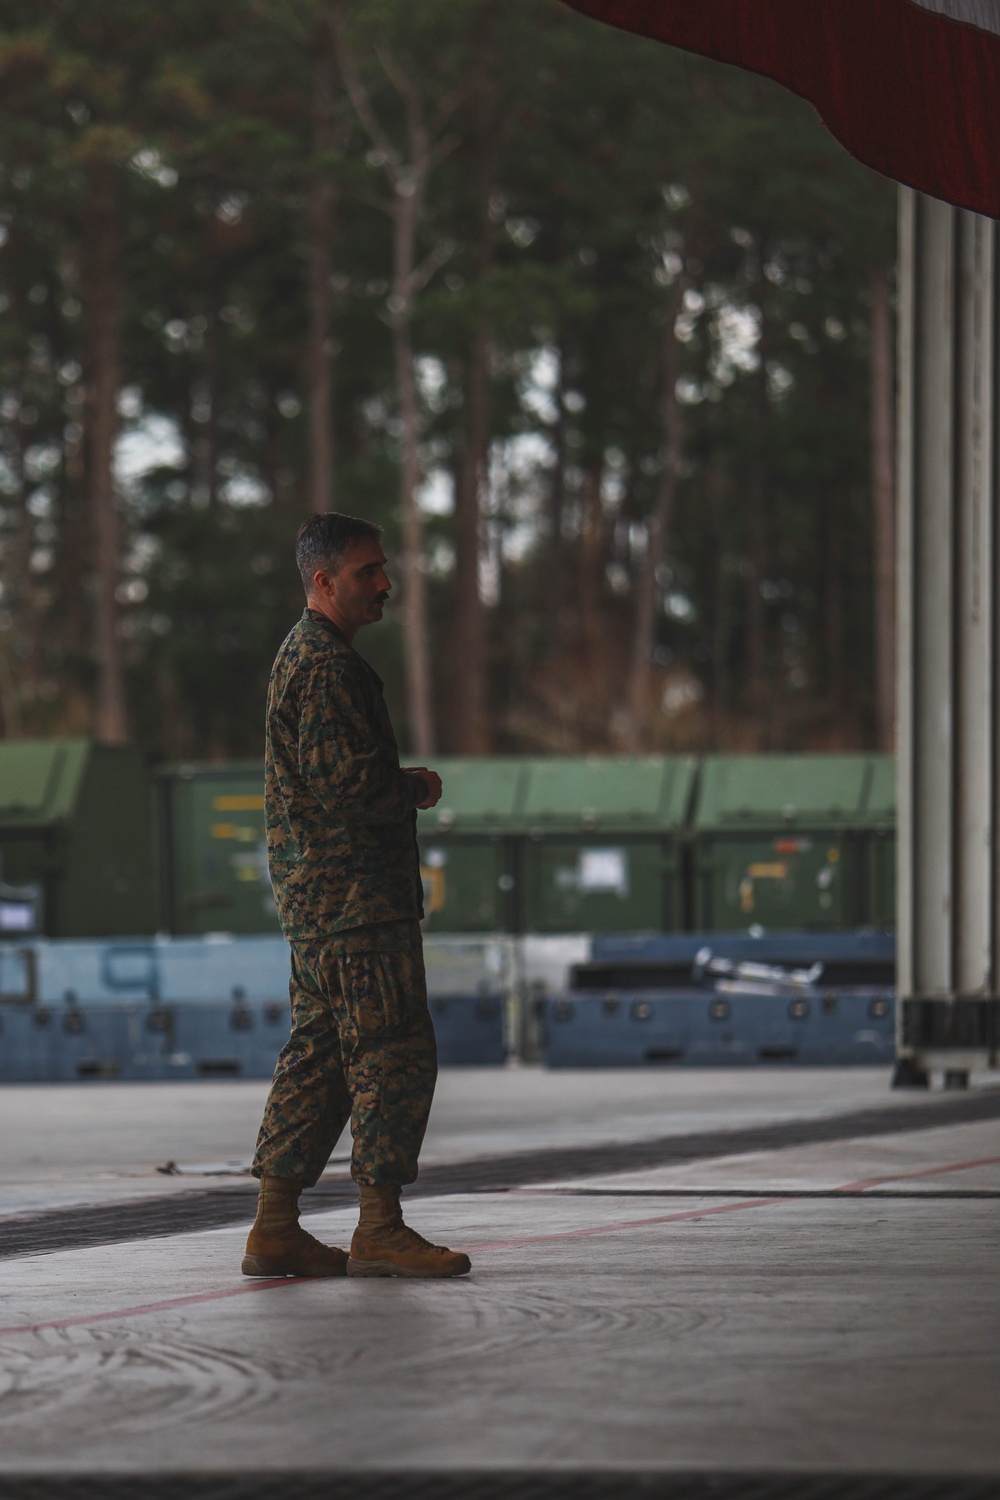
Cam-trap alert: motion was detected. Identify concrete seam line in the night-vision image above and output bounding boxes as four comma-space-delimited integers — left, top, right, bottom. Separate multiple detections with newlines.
464, 1152, 1000, 1250
0, 1149, 994, 1335
4, 1089, 999, 1262
0, 1473, 999, 1499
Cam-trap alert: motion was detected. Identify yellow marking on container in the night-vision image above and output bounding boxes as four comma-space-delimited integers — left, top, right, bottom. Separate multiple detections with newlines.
747, 862, 788, 880
420, 865, 446, 914
210, 822, 258, 841
213, 795, 265, 812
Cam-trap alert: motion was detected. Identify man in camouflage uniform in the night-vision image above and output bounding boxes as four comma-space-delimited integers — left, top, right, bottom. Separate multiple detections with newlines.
243, 512, 470, 1280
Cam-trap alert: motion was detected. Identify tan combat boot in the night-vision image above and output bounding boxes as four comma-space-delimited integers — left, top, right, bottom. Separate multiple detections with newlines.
242, 1176, 348, 1277
347, 1184, 471, 1279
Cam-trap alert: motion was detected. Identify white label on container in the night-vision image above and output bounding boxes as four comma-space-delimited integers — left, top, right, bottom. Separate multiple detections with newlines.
0, 901, 35, 931
578, 848, 629, 896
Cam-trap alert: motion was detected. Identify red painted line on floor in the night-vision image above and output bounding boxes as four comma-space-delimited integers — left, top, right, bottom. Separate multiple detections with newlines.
837, 1152, 1000, 1193
460, 1194, 788, 1252
2, 1151, 996, 1337
0, 1199, 786, 1336
0, 1277, 302, 1339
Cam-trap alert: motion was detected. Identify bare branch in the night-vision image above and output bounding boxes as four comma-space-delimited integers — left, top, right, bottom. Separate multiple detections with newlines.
358, 188, 396, 216
409, 237, 454, 297
429, 132, 461, 172
430, 83, 472, 137
373, 47, 436, 191
333, 12, 399, 185
373, 43, 420, 110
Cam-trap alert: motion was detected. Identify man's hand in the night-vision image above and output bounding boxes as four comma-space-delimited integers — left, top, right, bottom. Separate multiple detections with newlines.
404, 767, 443, 809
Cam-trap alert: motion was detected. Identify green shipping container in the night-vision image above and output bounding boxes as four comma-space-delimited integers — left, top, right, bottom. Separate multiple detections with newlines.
519, 756, 696, 933
865, 754, 896, 928
692, 754, 881, 931
159, 763, 279, 936
0, 739, 157, 937
417, 758, 523, 933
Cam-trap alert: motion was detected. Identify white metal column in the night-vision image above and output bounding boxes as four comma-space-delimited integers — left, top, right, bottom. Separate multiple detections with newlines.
896, 187, 1000, 1086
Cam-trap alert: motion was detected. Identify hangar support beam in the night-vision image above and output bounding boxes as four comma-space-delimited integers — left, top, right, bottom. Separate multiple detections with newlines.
896, 188, 1000, 1085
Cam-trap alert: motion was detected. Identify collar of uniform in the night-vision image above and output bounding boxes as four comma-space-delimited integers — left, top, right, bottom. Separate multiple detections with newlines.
302, 609, 384, 688
303, 607, 352, 648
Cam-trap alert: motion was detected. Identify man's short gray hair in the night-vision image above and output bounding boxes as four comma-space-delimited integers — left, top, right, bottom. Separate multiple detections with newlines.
295, 512, 383, 594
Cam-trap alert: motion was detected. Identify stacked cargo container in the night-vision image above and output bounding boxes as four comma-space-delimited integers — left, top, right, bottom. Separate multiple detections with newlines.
416, 755, 697, 935
518, 756, 695, 934
157, 763, 278, 936
416, 758, 523, 933
691, 754, 894, 931
0, 744, 900, 1077
0, 740, 157, 938
0, 744, 898, 940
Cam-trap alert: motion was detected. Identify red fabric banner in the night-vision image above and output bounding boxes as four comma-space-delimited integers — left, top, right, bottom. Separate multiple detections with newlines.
560, 0, 1000, 218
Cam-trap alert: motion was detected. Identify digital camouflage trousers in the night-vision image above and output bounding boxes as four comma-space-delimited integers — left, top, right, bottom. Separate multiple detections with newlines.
251, 920, 437, 1188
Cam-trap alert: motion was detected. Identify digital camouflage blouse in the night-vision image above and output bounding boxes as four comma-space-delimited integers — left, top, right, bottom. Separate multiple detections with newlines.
264, 610, 425, 939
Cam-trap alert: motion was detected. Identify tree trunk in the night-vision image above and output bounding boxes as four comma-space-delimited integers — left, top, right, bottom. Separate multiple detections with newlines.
306, 3, 338, 516
746, 361, 768, 746
0, 638, 21, 738
824, 487, 846, 732
450, 322, 491, 751
545, 351, 569, 641
82, 158, 127, 744
0, 411, 25, 738
194, 278, 222, 508
2, 399, 32, 738
390, 108, 435, 756
705, 458, 729, 740
449, 125, 497, 753
577, 457, 607, 666
395, 311, 434, 756
870, 264, 895, 750
58, 378, 90, 674
622, 288, 684, 750
333, 27, 445, 755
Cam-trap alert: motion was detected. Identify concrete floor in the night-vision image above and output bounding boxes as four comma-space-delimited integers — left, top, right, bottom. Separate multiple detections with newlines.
0, 1067, 998, 1481
0, 1067, 949, 1210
